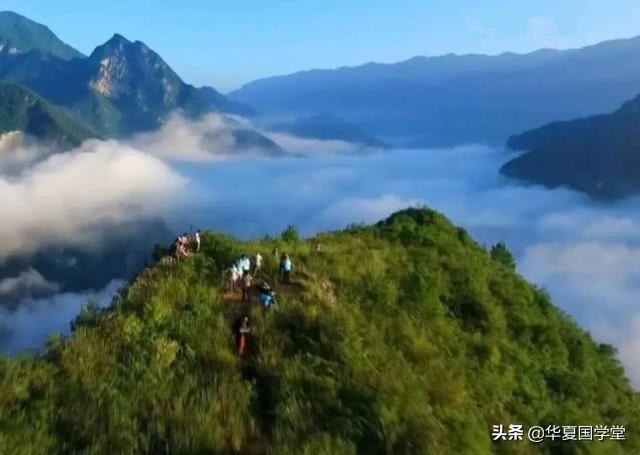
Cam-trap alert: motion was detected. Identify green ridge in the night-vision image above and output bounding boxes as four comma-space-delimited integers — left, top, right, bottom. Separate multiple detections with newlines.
0, 11, 84, 60
1, 208, 638, 453
0, 82, 97, 148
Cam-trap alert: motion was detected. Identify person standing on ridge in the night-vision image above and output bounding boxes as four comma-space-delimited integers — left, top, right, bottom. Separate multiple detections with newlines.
227, 263, 239, 292
237, 316, 251, 356
241, 271, 253, 303
254, 252, 263, 275
172, 236, 181, 259
238, 254, 250, 275
259, 282, 276, 309
195, 229, 201, 252
280, 254, 292, 284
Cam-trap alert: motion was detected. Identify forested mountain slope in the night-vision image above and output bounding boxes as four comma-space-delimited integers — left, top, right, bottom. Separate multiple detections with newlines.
0, 11, 83, 60
1, 208, 637, 453
501, 93, 640, 199
0, 82, 96, 148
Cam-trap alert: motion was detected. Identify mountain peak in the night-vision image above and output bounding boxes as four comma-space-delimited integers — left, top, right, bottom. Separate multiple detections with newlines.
107, 33, 131, 45
91, 33, 157, 60
0, 11, 84, 60
85, 32, 205, 131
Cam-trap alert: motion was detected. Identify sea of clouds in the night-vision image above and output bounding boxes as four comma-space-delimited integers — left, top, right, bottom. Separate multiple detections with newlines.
0, 114, 639, 387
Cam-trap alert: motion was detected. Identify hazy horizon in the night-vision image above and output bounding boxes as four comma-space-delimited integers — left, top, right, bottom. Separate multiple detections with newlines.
4, 1, 640, 91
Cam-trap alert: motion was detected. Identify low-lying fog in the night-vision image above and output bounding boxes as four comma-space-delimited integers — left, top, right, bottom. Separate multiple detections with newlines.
1, 115, 639, 387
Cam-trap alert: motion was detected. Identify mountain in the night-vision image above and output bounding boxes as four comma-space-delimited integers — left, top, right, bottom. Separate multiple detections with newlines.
501, 94, 640, 199
267, 113, 388, 148
0, 82, 96, 148
0, 20, 268, 145
231, 36, 640, 147
82, 33, 213, 134
0, 11, 84, 60
0, 32, 213, 136
2, 208, 638, 453
197, 86, 255, 117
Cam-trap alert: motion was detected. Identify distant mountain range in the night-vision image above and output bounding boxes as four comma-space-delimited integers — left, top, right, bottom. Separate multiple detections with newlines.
197, 86, 255, 117
230, 37, 640, 147
0, 82, 95, 148
0, 11, 276, 151
265, 113, 387, 148
501, 94, 640, 199
5, 9, 640, 170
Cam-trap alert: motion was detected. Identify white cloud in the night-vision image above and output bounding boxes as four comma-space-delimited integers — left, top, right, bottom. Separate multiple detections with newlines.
131, 112, 288, 162
0, 138, 185, 260
618, 316, 640, 388
264, 132, 379, 156
0, 268, 60, 300
540, 210, 640, 239
521, 240, 640, 387
0, 131, 53, 172
131, 113, 238, 161
316, 195, 424, 227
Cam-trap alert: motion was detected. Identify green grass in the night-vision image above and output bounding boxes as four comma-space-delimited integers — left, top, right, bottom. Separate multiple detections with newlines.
1, 208, 638, 453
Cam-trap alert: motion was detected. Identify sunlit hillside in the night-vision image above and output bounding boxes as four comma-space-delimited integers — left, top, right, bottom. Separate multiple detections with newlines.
1, 208, 638, 454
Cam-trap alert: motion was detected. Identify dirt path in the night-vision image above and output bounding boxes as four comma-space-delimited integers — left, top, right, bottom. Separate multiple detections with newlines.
218, 275, 305, 455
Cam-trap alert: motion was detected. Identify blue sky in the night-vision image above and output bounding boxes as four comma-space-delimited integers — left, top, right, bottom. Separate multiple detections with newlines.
3, 0, 640, 91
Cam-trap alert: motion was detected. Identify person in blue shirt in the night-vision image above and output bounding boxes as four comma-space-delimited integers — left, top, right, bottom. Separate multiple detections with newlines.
259, 283, 276, 309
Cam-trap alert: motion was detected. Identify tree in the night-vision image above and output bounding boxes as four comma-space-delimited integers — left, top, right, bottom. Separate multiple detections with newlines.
490, 242, 516, 269
281, 225, 300, 242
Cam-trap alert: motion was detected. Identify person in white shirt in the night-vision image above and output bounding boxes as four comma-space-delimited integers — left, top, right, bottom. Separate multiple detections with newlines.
195, 230, 201, 252
229, 264, 239, 292
280, 254, 293, 284
254, 252, 263, 274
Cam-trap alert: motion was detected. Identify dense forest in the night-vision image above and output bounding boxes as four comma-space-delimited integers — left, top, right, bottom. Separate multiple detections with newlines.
1, 208, 638, 453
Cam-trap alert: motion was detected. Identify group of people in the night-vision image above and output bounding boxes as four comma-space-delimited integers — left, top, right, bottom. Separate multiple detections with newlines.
235, 283, 278, 355
173, 229, 201, 259
163, 228, 299, 356
227, 253, 262, 301
230, 252, 294, 356
227, 252, 294, 295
